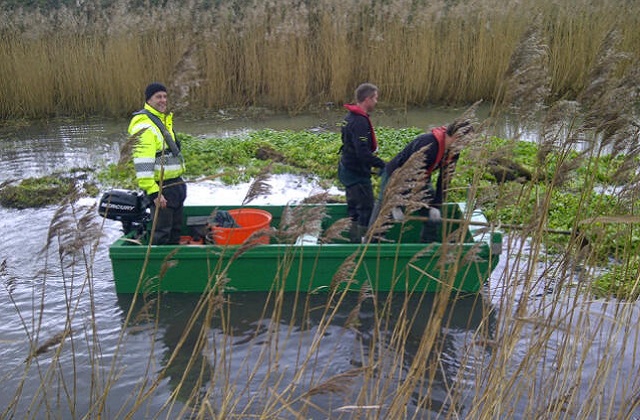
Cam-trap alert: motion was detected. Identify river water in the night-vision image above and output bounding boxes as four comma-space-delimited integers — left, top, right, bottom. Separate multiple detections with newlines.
0, 109, 638, 418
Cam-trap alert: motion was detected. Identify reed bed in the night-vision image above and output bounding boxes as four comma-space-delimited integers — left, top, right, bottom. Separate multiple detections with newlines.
0, 0, 638, 118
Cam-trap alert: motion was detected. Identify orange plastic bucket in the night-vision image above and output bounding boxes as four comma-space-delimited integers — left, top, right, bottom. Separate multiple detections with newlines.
211, 208, 272, 245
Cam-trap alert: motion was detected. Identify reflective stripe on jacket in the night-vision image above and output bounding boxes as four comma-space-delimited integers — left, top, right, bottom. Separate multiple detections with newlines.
128, 103, 185, 196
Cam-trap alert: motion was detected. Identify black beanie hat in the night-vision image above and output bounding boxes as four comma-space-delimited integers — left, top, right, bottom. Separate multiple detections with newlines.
145, 82, 167, 101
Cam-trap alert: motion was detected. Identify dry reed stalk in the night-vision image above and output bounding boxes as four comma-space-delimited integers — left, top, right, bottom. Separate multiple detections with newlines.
387, 288, 460, 416
2, 0, 639, 117
465, 10, 640, 419
133, 290, 228, 416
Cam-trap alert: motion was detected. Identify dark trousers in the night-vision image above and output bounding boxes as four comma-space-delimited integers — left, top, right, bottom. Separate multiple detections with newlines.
338, 162, 374, 242
417, 206, 441, 243
368, 170, 389, 227
344, 181, 374, 243
149, 179, 187, 245
345, 181, 374, 228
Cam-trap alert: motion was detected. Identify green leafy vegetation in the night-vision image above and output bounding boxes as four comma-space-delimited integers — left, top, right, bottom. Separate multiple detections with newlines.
9, 124, 637, 286
0, 172, 98, 208
593, 257, 640, 300
95, 128, 637, 265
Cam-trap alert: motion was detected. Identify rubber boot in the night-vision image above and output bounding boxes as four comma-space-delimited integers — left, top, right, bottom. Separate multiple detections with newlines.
349, 223, 367, 243
420, 220, 441, 243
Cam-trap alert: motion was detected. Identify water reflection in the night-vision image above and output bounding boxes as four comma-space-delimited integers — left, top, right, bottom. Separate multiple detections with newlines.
0, 119, 123, 181
116, 291, 496, 417
0, 104, 529, 182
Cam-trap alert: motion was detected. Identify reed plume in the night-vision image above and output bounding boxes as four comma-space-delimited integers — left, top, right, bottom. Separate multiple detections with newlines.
579, 30, 640, 156
169, 43, 204, 111
157, 249, 180, 283
242, 165, 273, 205
301, 366, 370, 397
276, 198, 327, 244
367, 146, 430, 239
343, 281, 374, 330
329, 253, 358, 292
42, 193, 103, 261
0, 258, 16, 295
494, 18, 550, 129
24, 329, 72, 363
130, 295, 158, 326
117, 129, 146, 169
369, 100, 480, 240
319, 217, 351, 244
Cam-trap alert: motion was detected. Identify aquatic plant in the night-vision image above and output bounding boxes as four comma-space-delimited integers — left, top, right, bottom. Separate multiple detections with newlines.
0, 172, 98, 208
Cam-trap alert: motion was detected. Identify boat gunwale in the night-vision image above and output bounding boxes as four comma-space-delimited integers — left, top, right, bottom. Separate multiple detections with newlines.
108, 202, 501, 253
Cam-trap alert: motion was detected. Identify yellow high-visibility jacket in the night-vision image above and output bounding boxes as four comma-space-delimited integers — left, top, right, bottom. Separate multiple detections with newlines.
128, 103, 185, 197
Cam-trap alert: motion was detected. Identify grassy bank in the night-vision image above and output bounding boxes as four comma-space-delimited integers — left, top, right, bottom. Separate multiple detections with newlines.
0, 0, 639, 118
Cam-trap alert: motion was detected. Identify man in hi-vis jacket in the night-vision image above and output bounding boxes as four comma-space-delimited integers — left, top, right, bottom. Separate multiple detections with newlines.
128, 82, 186, 245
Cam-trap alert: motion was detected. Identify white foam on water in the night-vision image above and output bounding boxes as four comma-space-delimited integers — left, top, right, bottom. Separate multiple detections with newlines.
185, 173, 343, 206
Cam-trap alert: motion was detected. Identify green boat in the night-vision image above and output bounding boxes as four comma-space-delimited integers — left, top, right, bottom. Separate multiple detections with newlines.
100, 193, 502, 294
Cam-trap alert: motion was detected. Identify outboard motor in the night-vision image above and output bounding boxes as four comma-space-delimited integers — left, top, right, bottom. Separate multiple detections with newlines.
98, 189, 150, 236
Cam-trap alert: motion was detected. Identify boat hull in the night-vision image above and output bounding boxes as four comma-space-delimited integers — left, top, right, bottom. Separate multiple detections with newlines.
108, 203, 501, 294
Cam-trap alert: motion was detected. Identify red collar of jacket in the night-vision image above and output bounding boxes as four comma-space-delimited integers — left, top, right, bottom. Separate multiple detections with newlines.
427, 125, 447, 175
344, 104, 378, 152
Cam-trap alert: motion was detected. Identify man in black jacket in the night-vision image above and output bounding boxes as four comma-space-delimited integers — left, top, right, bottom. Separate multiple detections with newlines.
370, 120, 472, 242
338, 83, 386, 243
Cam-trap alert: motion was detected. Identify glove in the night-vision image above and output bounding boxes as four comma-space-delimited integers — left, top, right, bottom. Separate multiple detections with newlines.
428, 207, 441, 222
391, 207, 404, 221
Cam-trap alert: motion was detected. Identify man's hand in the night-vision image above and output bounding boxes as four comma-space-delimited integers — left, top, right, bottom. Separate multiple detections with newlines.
428, 207, 441, 222
154, 194, 168, 209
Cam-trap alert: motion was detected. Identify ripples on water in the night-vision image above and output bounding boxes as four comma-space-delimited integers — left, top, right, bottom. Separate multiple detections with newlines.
0, 120, 123, 181
0, 114, 638, 418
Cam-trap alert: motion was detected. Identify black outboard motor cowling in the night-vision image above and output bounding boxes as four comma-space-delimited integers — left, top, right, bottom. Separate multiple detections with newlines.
98, 189, 150, 235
